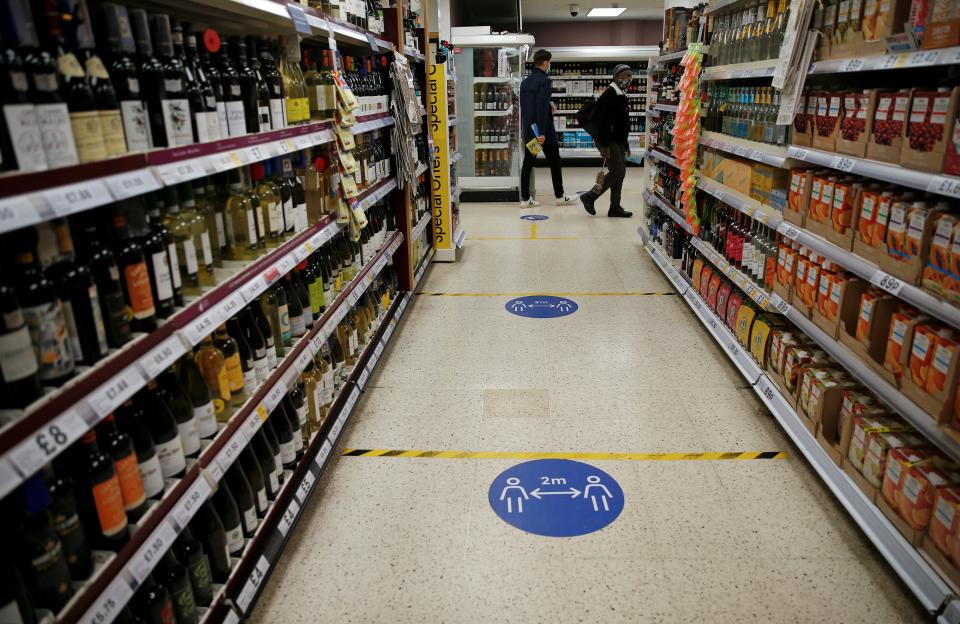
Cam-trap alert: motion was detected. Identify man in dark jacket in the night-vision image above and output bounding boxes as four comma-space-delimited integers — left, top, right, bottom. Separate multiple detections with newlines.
519, 49, 576, 208
581, 64, 633, 218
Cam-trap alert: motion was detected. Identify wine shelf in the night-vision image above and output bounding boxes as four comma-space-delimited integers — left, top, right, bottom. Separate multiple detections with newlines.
646, 147, 678, 168
474, 107, 514, 117
701, 59, 778, 81
71, 230, 404, 624
412, 211, 432, 241
700, 131, 790, 168
350, 177, 398, 212
413, 247, 435, 291
415, 162, 429, 176
350, 113, 396, 134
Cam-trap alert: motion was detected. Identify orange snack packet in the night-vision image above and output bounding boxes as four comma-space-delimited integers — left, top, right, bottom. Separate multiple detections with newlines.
925, 331, 959, 395
884, 307, 928, 380
898, 461, 960, 531
881, 447, 938, 509
858, 189, 881, 245
930, 487, 960, 563
922, 213, 960, 296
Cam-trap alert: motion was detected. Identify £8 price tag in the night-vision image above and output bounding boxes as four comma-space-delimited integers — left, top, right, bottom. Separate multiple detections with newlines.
926, 175, 960, 198
10, 409, 86, 475
277, 498, 301, 537
139, 334, 187, 380
871, 269, 905, 296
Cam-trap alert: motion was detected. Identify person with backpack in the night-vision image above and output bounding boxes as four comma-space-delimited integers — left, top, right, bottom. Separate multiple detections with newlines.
519, 49, 577, 209
579, 64, 634, 218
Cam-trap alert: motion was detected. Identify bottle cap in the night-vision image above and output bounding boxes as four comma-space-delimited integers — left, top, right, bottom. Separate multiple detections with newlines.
250, 163, 265, 181
100, 4, 136, 54
149, 13, 174, 58
203, 27, 220, 53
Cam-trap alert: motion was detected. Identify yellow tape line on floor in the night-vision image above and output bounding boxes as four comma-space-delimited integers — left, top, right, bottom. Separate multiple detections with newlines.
342, 449, 787, 460
416, 291, 677, 297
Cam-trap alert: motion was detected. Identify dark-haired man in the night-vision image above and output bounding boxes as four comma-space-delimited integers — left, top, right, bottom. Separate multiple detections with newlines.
580, 64, 633, 218
519, 49, 576, 209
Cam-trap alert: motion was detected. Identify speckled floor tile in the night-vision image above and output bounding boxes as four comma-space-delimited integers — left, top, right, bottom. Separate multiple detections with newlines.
482, 388, 551, 419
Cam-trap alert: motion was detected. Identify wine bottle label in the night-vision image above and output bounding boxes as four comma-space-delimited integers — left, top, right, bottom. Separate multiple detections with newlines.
195, 401, 218, 438
181, 238, 199, 276
324, 284, 334, 306
161, 98, 194, 147
266, 345, 277, 370
216, 365, 231, 402
61, 299, 83, 362
309, 280, 323, 315
296, 202, 308, 232
0, 324, 38, 382
23, 300, 74, 381
200, 231, 213, 267
350, 329, 358, 355
155, 435, 186, 478
226, 523, 244, 554
29, 529, 65, 571
269, 470, 280, 494
321, 370, 334, 397
254, 356, 268, 384
256, 488, 267, 513
285, 98, 299, 124
98, 109, 127, 157
258, 105, 271, 130
115, 451, 146, 510
57, 52, 85, 78
215, 213, 227, 250
3, 103, 47, 170
119, 100, 151, 152
69, 109, 107, 163
138, 453, 165, 498
225, 353, 244, 392
166, 243, 183, 290
295, 404, 308, 427
172, 583, 197, 622
273, 461, 282, 488
216, 101, 229, 139
269, 99, 285, 130
188, 556, 213, 597
290, 312, 305, 338
245, 208, 258, 245
226, 101, 246, 137
164, 78, 183, 93
243, 368, 257, 396
278, 304, 291, 342
255, 208, 266, 238
243, 506, 258, 533
178, 416, 201, 456
292, 430, 303, 453
282, 198, 293, 234
195, 110, 219, 143
151, 250, 175, 301
279, 439, 296, 465
92, 475, 128, 536
268, 201, 282, 233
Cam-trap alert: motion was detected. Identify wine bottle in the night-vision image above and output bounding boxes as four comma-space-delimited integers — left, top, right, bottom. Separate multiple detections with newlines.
158, 367, 200, 458
75, 430, 130, 550
188, 501, 230, 583
172, 526, 213, 606
175, 22, 217, 144
141, 380, 187, 479
259, 420, 284, 489
251, 428, 279, 500
210, 479, 244, 556
44, 465, 93, 579
134, 195, 178, 316
163, 185, 201, 296
96, 413, 148, 521
247, 38, 271, 133
250, 299, 277, 371
179, 356, 217, 439
15, 473, 74, 612
196, 27, 228, 139
193, 180, 224, 268
194, 334, 231, 421
0, 6, 46, 171
227, 317, 256, 399
115, 400, 165, 499
73, 210, 131, 348
175, 183, 215, 288
225, 463, 257, 537
232, 37, 258, 134
48, 255, 109, 367
223, 168, 260, 261
239, 446, 268, 517
98, 3, 150, 152
292, 260, 313, 329
156, 550, 197, 624
241, 308, 269, 385
218, 37, 245, 137
214, 324, 245, 408
270, 405, 296, 469
132, 574, 175, 624
263, 284, 290, 353
283, 273, 305, 341
128, 8, 170, 148
111, 208, 158, 333
258, 38, 284, 130
251, 162, 282, 248
150, 14, 192, 147
288, 383, 309, 448
0, 282, 42, 408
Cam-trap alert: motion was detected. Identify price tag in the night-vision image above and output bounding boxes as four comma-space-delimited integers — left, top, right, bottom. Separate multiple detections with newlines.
277, 498, 301, 537
264, 381, 287, 411
777, 221, 801, 240
909, 50, 941, 66
748, 149, 765, 162
842, 58, 865, 72
223, 609, 240, 624
365, 33, 380, 52
293, 135, 313, 150
0, 196, 40, 234
770, 292, 791, 315
373, 340, 385, 359
755, 375, 777, 403
130, 520, 177, 583
88, 367, 146, 419
256, 404, 269, 421
154, 158, 207, 185
43, 180, 112, 216
728, 341, 741, 358
210, 151, 242, 172
104, 168, 162, 201
295, 470, 316, 503
734, 145, 749, 157
328, 411, 345, 440
752, 209, 770, 224
244, 411, 262, 438
81, 576, 134, 624
871, 269, 906, 296
9, 409, 86, 476
291, 245, 308, 263
246, 144, 268, 162
240, 276, 268, 303
181, 310, 221, 345
139, 334, 187, 380
383, 321, 395, 342
275, 253, 297, 276
786, 146, 809, 160
172, 476, 212, 529
216, 292, 245, 322
216, 432, 245, 472
236, 555, 270, 613
286, 4, 312, 34
755, 292, 768, 308
830, 155, 856, 172
357, 367, 370, 389
926, 175, 960, 198
315, 439, 333, 468
295, 349, 314, 373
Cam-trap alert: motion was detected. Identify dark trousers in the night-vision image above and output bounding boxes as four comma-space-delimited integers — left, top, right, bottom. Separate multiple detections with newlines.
584, 143, 626, 208
520, 143, 564, 201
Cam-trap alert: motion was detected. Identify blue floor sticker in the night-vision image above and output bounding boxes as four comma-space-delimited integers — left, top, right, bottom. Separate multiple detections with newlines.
505, 295, 577, 318
520, 214, 549, 221
488, 459, 624, 537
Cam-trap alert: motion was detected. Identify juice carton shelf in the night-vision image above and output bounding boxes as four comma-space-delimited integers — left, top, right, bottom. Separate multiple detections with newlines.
639, 228, 956, 618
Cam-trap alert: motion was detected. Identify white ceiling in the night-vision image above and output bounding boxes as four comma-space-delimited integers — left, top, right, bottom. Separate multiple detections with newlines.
520, 0, 666, 22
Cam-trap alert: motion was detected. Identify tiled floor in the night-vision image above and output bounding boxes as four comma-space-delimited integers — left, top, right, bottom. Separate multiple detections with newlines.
250, 168, 929, 623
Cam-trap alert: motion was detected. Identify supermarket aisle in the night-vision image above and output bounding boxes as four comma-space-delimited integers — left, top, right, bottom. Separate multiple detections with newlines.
250, 169, 927, 623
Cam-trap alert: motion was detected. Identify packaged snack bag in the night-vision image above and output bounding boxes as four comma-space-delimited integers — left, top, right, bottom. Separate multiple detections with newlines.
898, 460, 960, 530
707, 273, 723, 310
848, 415, 908, 470
771, 330, 804, 375
716, 280, 733, 318
863, 429, 930, 487
699, 265, 714, 299
726, 291, 744, 332
692, 258, 705, 288
882, 447, 938, 508
784, 348, 822, 393
930, 487, 960, 562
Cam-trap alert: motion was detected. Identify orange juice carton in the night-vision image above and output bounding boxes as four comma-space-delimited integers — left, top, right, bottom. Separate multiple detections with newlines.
882, 447, 939, 509
868, 89, 912, 164
775, 242, 798, 302
885, 306, 931, 383
898, 460, 960, 532
948, 216, 960, 304
929, 487, 960, 566
786, 169, 813, 226
922, 212, 960, 298
882, 200, 942, 284
784, 347, 827, 396
828, 179, 862, 249
863, 0, 914, 43
902, 87, 960, 173
847, 414, 909, 471
800, 254, 824, 312
903, 324, 960, 422
838, 90, 877, 157
863, 429, 929, 488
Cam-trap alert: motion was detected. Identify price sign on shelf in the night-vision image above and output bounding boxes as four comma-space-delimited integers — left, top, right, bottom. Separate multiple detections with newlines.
9, 409, 86, 476
752, 209, 770, 225
236, 555, 270, 613
926, 175, 960, 198
264, 381, 287, 411
770, 292, 791, 315
154, 158, 207, 185
830, 155, 856, 172
296, 470, 316, 503
81, 576, 134, 624
328, 411, 345, 441
172, 476, 211, 530
87, 366, 146, 419
0, 196, 40, 233
277, 498, 301, 537
210, 151, 242, 172
294, 134, 313, 150
755, 375, 777, 403
240, 276, 268, 303
130, 520, 177, 583
841, 57, 865, 72
315, 439, 333, 468
373, 340, 385, 360
246, 144, 268, 162
216, 432, 245, 472
181, 310, 221, 345
216, 292, 245, 322
786, 146, 809, 160
43, 180, 112, 216
138, 334, 187, 380
871, 269, 906, 296
909, 49, 941, 66
104, 168, 162, 201
357, 367, 370, 389
777, 221, 801, 240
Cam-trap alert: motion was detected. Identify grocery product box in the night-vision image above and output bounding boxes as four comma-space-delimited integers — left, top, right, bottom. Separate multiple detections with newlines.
901, 324, 960, 423
786, 169, 814, 227
921, 212, 960, 302
853, 189, 899, 266
863, 0, 913, 46
884, 307, 931, 384
793, 94, 816, 147
900, 87, 960, 173
735, 302, 759, 349
881, 447, 940, 513
837, 91, 877, 158
805, 175, 839, 242
775, 243, 797, 303
840, 288, 899, 374
812, 92, 843, 153
725, 290, 745, 333
924, 486, 960, 591
924, 0, 960, 50
750, 314, 788, 368
879, 202, 944, 285
815, 274, 869, 340
722, 157, 753, 197
863, 428, 930, 489
844, 453, 879, 502
879, 493, 927, 546
867, 89, 912, 164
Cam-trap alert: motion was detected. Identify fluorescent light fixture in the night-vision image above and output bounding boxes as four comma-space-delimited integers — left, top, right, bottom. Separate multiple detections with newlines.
587, 7, 627, 16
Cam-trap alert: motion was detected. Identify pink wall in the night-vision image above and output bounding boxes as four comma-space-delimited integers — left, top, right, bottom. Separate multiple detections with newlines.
524, 20, 663, 47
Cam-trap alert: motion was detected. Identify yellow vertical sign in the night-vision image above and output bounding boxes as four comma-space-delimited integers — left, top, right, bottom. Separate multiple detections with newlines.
428, 64, 451, 251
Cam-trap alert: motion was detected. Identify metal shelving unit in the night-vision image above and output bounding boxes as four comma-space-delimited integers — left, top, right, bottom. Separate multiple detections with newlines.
646, 147, 678, 168
700, 131, 790, 168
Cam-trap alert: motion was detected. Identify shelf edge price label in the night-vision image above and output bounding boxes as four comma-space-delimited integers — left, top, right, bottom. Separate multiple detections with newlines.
842, 57, 865, 72
755, 374, 777, 403
329, 410, 345, 440
830, 155, 856, 172
0, 196, 41, 234
255, 404, 269, 422
182, 310, 221, 346
770, 292, 791, 315
81, 575, 134, 624
293, 135, 313, 149
104, 168, 162, 201
9, 408, 87, 476
87, 366, 147, 420
154, 158, 207, 186
871, 269, 905, 296
139, 334, 188, 380
315, 439, 333, 468
172, 476, 212, 530
130, 520, 177, 583
216, 432, 245, 472
210, 151, 242, 172
926, 175, 960, 198
240, 276, 268, 303
786, 146, 809, 160
752, 208, 769, 224
357, 367, 370, 389
216, 292, 244, 322
777, 221, 801, 240
43, 180, 112, 217
383, 321, 395, 342
264, 380, 287, 411
277, 498, 301, 537
236, 555, 270, 613
295, 470, 316, 504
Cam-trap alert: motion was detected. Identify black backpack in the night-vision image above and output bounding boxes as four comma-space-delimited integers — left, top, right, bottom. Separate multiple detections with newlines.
576, 98, 601, 138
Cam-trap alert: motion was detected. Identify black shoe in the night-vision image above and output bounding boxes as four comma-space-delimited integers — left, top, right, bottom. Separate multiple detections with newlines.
581, 194, 596, 215
608, 206, 633, 218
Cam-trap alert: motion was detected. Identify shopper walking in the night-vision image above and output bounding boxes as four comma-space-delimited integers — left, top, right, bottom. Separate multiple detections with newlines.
580, 64, 633, 218
519, 49, 577, 209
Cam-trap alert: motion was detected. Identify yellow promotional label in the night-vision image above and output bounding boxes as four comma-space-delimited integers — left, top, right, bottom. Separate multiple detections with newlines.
428, 64, 451, 250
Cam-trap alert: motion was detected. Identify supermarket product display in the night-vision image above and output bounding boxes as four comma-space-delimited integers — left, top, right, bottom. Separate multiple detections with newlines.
0, 0, 433, 621
641, 0, 960, 619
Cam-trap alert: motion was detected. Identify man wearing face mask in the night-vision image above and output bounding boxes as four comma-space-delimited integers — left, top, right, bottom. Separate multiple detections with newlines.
581, 64, 634, 218
519, 49, 577, 209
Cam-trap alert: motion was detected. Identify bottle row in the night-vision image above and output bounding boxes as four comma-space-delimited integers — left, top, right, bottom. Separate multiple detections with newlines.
653, 64, 684, 105
2, 264, 398, 623
473, 117, 512, 145
474, 149, 512, 177
527, 62, 646, 77
0, 0, 391, 173
707, 0, 790, 67
304, 0, 387, 34
472, 85, 512, 111
550, 78, 645, 98
701, 86, 788, 147
0, 177, 396, 410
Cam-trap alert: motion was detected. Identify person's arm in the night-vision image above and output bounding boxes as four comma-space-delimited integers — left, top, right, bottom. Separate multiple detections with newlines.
536, 76, 552, 144
594, 89, 614, 153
